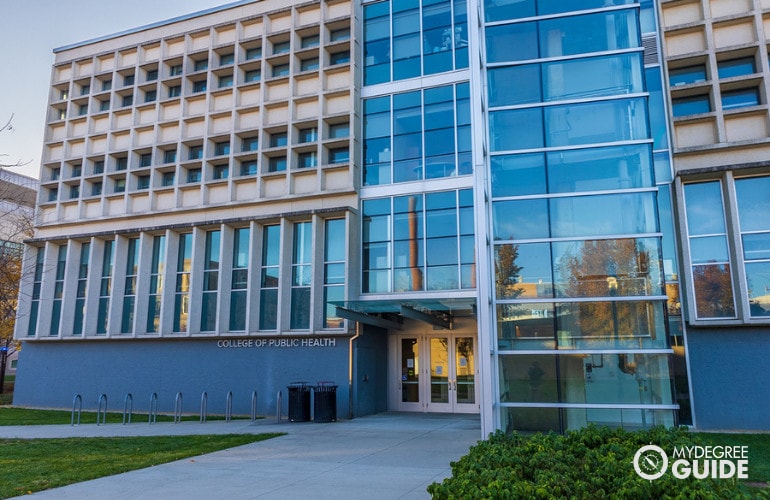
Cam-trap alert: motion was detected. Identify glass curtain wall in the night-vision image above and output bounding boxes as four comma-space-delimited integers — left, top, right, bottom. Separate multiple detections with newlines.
485, 3, 677, 432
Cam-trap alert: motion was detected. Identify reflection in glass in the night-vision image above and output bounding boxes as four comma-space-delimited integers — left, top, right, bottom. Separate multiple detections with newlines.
402, 338, 419, 403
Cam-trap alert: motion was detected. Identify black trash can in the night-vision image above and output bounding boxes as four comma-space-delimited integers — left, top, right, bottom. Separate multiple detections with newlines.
313, 381, 337, 422
287, 382, 311, 422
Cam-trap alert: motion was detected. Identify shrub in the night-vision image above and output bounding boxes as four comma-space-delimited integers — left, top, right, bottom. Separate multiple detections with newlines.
428, 425, 767, 499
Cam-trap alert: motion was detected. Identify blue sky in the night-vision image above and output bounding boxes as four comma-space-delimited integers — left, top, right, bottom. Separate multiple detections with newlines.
0, 1, 231, 179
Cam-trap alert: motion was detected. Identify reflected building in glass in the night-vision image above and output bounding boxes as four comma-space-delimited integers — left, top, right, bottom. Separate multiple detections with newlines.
13, 0, 769, 435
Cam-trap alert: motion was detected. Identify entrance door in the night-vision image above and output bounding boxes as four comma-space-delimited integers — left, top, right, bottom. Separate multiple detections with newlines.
397, 334, 477, 413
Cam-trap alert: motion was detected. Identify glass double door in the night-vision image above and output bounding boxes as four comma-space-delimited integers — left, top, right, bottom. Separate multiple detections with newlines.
398, 334, 477, 413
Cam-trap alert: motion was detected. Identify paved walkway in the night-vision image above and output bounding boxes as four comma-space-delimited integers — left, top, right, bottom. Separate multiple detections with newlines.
1, 413, 481, 499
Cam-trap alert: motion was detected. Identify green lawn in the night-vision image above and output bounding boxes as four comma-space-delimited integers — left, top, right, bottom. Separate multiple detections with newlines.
0, 407, 239, 425
0, 433, 283, 499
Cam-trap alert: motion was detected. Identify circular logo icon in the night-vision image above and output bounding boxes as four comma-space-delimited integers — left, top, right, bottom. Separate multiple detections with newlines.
633, 444, 668, 481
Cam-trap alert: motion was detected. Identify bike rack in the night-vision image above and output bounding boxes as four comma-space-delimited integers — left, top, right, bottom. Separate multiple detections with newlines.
225, 391, 233, 422
174, 392, 183, 423
148, 392, 158, 424
96, 394, 108, 426
250, 390, 258, 423
276, 390, 282, 423
199, 392, 208, 423
71, 394, 82, 426
122, 393, 133, 425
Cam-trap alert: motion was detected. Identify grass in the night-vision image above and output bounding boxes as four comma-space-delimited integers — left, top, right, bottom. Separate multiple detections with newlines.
0, 433, 283, 499
0, 407, 237, 426
697, 432, 770, 485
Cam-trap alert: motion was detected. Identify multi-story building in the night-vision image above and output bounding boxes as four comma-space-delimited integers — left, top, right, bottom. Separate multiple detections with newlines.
13, 0, 768, 434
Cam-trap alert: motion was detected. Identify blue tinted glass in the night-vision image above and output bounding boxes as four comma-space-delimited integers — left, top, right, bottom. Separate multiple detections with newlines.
426, 190, 456, 209
484, 0, 534, 22
654, 152, 673, 184
550, 192, 659, 238
540, 10, 638, 57
645, 66, 669, 150
486, 23, 538, 63
684, 182, 725, 235
425, 128, 455, 156
690, 236, 729, 264
490, 153, 546, 197
543, 53, 644, 102
735, 176, 770, 232
545, 98, 648, 147
669, 65, 707, 87
672, 95, 710, 116
495, 243, 553, 299
721, 88, 759, 110
718, 57, 756, 79
537, 0, 635, 16
493, 199, 549, 240
656, 185, 679, 280
547, 144, 654, 193
490, 109, 544, 151
488, 65, 541, 106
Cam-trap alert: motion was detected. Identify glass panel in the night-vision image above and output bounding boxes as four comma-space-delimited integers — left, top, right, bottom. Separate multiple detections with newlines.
539, 10, 639, 57
290, 287, 311, 329
490, 153, 546, 197
692, 264, 736, 318
722, 88, 759, 110
545, 98, 648, 147
543, 53, 644, 102
489, 109, 543, 151
430, 337, 449, 403
685, 182, 726, 235
669, 65, 707, 86
549, 192, 658, 238
746, 262, 770, 317
497, 303, 556, 351
555, 301, 668, 349
547, 144, 654, 193
735, 176, 770, 232
455, 336, 475, 404
495, 243, 553, 299
401, 338, 419, 403
499, 354, 557, 404
500, 406, 560, 433
493, 199, 549, 240
718, 57, 756, 79
672, 95, 711, 116
742, 233, 770, 261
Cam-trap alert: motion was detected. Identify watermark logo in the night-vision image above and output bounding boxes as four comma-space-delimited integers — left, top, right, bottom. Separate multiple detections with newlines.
633, 444, 749, 481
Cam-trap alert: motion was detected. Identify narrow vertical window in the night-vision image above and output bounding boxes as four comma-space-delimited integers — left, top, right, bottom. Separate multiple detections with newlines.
174, 234, 192, 332
201, 230, 221, 332
147, 235, 166, 333
230, 227, 250, 331
259, 225, 280, 330
73, 243, 90, 336
291, 222, 312, 329
27, 248, 45, 336
121, 238, 139, 333
97, 241, 114, 334
324, 219, 345, 328
50, 245, 68, 336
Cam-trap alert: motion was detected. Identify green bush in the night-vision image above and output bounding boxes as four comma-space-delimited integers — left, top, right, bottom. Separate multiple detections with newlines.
428, 425, 767, 499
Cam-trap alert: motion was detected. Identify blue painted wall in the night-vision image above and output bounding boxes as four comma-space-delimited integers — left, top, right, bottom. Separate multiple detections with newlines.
687, 327, 770, 430
13, 338, 351, 419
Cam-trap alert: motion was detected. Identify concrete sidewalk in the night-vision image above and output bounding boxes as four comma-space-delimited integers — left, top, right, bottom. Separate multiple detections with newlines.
3, 413, 481, 500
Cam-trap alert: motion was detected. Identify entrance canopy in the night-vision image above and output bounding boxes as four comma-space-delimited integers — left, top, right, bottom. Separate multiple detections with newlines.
332, 298, 476, 330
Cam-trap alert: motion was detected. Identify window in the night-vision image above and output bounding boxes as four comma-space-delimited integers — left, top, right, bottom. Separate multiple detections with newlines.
116, 157, 128, 171
139, 153, 152, 167
219, 53, 234, 66
163, 149, 177, 163
99, 99, 110, 112
189, 145, 203, 160
48, 188, 58, 202
78, 104, 88, 116
137, 175, 151, 189
268, 156, 287, 172
298, 151, 317, 168
174, 233, 192, 332
240, 160, 258, 176
718, 57, 756, 79
60, 89, 69, 100
218, 75, 234, 88
187, 168, 202, 183
301, 34, 320, 48
121, 238, 139, 333
324, 219, 345, 328
193, 80, 207, 93
329, 122, 349, 139
146, 69, 158, 81
97, 241, 114, 334
51, 168, 61, 181
168, 85, 182, 98
669, 65, 707, 87
147, 235, 166, 333
329, 147, 349, 164
214, 141, 230, 156
683, 175, 770, 321
244, 69, 261, 82
102, 79, 112, 91
300, 58, 319, 72
245, 47, 262, 60
121, 94, 133, 107
298, 127, 317, 143
329, 51, 350, 65
330, 28, 350, 42
194, 59, 208, 72
291, 222, 312, 329
213, 165, 229, 180
721, 88, 759, 110
260, 225, 280, 330
272, 64, 290, 78
73, 243, 90, 336
201, 230, 221, 332
230, 227, 250, 331
162, 171, 175, 186
71, 164, 82, 177
91, 182, 103, 196
672, 94, 711, 117
124, 74, 135, 86
242, 137, 259, 152
144, 90, 157, 103
27, 248, 45, 336
169, 64, 183, 76
93, 160, 104, 174
270, 132, 288, 148
114, 178, 126, 193
51, 246, 68, 336
273, 41, 290, 55
80, 84, 90, 96
69, 185, 80, 199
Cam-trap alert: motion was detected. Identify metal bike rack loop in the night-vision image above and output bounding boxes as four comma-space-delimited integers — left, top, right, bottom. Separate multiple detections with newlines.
199, 391, 208, 423
96, 394, 108, 426
174, 392, 183, 423
71, 394, 82, 426
148, 392, 158, 424
122, 393, 133, 425
225, 391, 233, 422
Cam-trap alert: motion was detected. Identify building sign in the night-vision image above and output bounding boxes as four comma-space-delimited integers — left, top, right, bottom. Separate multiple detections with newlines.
216, 338, 337, 349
